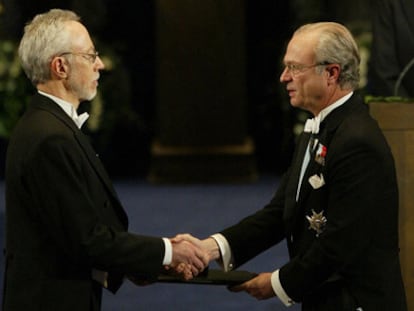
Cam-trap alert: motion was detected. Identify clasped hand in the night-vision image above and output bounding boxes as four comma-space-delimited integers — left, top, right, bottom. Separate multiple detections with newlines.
167, 235, 212, 280
166, 233, 220, 281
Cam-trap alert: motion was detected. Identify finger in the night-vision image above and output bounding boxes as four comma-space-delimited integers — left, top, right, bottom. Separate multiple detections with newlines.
182, 264, 194, 280
170, 235, 185, 243
190, 255, 206, 272
174, 263, 185, 274
179, 234, 201, 245
183, 271, 193, 280
173, 233, 192, 242
192, 245, 210, 267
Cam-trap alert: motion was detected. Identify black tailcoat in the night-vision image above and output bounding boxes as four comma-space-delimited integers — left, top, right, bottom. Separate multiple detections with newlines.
3, 94, 165, 311
221, 93, 407, 310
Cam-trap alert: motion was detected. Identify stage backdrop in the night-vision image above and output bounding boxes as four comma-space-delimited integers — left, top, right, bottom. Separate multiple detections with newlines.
149, 0, 257, 183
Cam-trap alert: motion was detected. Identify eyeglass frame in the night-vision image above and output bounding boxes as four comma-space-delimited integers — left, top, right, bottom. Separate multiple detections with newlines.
58, 51, 100, 63
282, 62, 330, 76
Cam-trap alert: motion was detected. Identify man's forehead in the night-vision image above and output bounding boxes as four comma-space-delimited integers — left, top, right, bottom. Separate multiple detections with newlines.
65, 21, 93, 50
284, 35, 316, 63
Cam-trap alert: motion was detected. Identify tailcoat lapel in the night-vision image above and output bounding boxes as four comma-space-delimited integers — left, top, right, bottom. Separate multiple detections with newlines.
297, 134, 323, 204
283, 131, 312, 226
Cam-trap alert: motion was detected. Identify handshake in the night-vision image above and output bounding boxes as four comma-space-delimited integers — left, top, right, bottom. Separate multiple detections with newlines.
131, 234, 276, 301
167, 234, 219, 280
159, 233, 276, 301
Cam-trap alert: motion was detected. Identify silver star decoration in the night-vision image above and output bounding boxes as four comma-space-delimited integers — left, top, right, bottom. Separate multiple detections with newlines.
306, 209, 327, 237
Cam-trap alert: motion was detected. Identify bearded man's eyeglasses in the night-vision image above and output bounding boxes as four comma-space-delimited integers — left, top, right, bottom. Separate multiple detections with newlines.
59, 51, 99, 63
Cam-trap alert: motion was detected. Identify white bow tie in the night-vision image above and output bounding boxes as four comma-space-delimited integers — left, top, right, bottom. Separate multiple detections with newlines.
304, 115, 321, 134
74, 112, 89, 129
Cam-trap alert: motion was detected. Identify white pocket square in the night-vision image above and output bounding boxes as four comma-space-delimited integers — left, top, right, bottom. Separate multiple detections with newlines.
308, 173, 325, 189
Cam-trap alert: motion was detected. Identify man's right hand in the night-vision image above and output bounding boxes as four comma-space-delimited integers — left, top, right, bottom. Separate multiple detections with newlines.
169, 238, 209, 280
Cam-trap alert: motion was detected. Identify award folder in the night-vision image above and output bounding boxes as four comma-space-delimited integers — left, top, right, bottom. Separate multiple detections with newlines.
157, 269, 257, 286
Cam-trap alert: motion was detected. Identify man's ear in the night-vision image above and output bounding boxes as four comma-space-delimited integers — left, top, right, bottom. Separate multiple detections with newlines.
327, 64, 341, 77
326, 64, 340, 82
50, 56, 69, 79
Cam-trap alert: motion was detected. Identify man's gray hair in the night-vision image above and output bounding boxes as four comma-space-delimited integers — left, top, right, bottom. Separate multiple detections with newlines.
18, 9, 80, 85
295, 22, 361, 90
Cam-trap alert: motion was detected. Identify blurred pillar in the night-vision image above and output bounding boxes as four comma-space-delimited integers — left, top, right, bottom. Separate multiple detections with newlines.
369, 101, 414, 310
149, 0, 257, 183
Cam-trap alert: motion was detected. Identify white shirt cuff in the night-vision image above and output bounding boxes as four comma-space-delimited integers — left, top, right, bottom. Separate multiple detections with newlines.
271, 270, 295, 306
210, 233, 233, 272
162, 237, 172, 265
